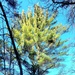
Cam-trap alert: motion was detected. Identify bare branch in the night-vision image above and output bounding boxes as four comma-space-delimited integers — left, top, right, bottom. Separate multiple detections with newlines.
0, 2, 23, 75
52, 0, 75, 5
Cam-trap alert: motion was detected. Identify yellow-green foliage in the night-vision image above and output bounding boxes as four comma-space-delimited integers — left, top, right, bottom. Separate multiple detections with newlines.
37, 53, 51, 66
12, 5, 68, 68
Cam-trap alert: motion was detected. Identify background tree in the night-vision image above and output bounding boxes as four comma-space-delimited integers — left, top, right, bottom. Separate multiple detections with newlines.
12, 5, 69, 75
39, 0, 75, 25
0, 0, 23, 75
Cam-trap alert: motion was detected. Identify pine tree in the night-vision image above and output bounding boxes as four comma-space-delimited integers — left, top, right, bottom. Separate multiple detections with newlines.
12, 5, 68, 75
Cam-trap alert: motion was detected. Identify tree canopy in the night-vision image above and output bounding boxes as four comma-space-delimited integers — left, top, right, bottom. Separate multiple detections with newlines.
11, 4, 69, 75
